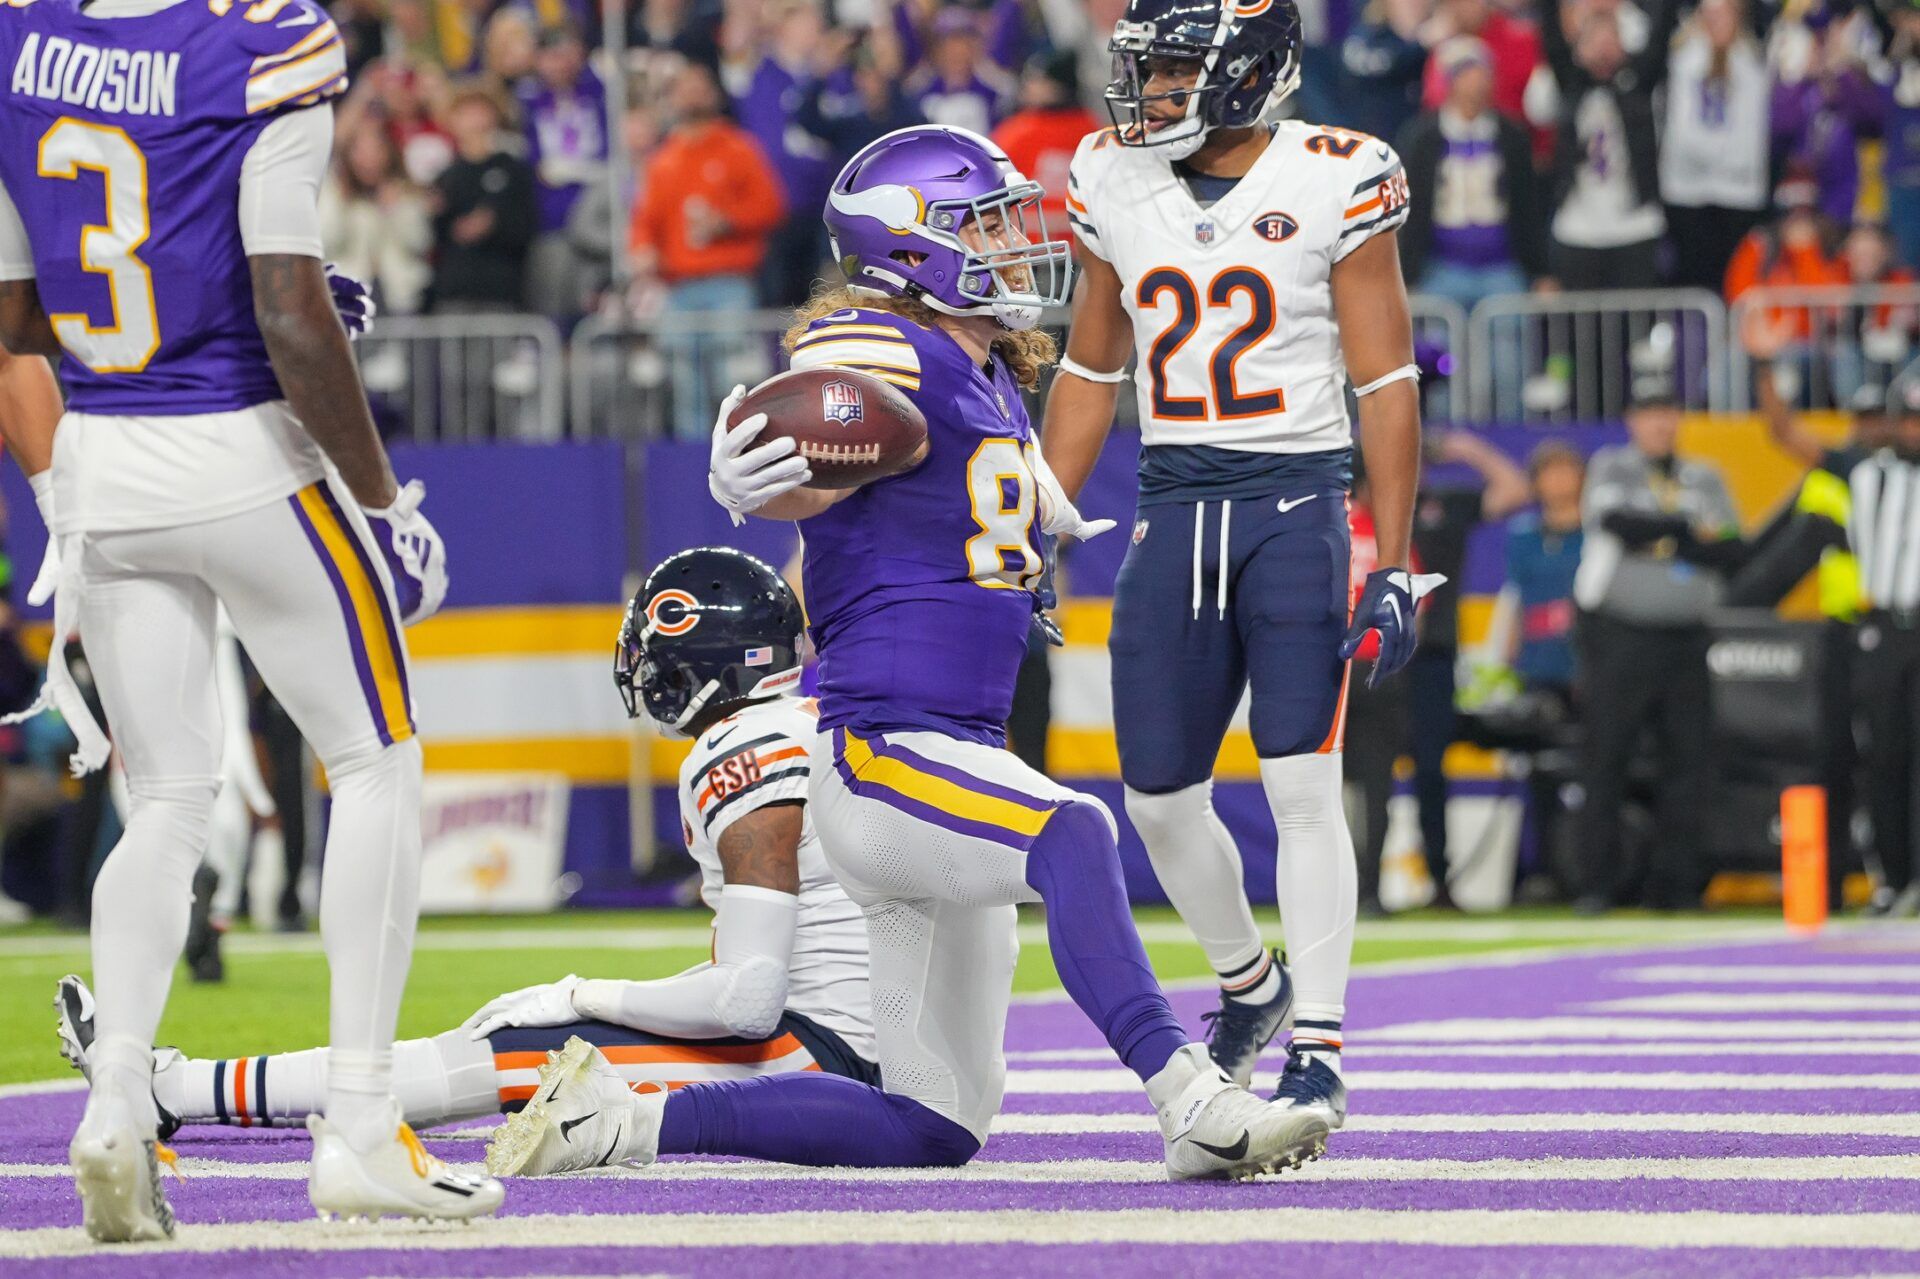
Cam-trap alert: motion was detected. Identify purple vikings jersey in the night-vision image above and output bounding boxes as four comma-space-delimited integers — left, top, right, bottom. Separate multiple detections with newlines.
0, 0, 347, 415
789, 307, 1043, 746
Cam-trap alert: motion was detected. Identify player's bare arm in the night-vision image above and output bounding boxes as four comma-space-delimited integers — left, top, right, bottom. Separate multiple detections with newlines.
1041, 248, 1133, 501
1332, 231, 1420, 567
716, 802, 803, 894
0, 280, 58, 358
250, 253, 399, 509
0, 343, 58, 472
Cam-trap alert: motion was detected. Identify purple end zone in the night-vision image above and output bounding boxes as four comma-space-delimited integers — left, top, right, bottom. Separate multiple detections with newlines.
5, 932, 1918, 1277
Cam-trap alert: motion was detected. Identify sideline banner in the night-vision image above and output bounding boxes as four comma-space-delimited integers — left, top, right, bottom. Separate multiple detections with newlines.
419, 772, 572, 914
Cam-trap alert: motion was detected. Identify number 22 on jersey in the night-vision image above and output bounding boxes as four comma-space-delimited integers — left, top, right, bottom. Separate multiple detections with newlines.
1137, 266, 1286, 423
34, 118, 160, 374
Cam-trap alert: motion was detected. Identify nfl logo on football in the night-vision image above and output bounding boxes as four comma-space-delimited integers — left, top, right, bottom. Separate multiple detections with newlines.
822, 380, 864, 425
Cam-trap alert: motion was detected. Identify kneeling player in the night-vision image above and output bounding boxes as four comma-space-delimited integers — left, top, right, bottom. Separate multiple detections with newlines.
56, 549, 877, 1134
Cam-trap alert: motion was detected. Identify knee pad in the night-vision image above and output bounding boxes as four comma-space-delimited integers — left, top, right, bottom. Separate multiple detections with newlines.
716, 954, 790, 1041
1124, 782, 1213, 846
123, 777, 220, 849
1039, 800, 1118, 863
1258, 752, 1344, 835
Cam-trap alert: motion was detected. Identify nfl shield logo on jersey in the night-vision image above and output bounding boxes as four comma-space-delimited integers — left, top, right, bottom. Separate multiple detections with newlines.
1195, 220, 1215, 245
1254, 211, 1300, 242
822, 380, 864, 425
1132, 518, 1150, 545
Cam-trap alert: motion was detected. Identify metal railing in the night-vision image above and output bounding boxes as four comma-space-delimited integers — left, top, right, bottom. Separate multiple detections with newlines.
1467, 288, 1729, 424
1727, 283, 1920, 412
355, 313, 567, 443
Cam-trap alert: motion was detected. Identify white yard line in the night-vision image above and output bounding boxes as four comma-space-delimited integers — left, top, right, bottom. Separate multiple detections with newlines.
1367, 1017, 1920, 1042
6, 1207, 1920, 1258
3, 1154, 1918, 1185
1626, 965, 1920, 984
1007, 1042, 1920, 1062
988, 1112, 1920, 1136
1001, 1068, 1920, 1094
1592, 993, 1920, 1013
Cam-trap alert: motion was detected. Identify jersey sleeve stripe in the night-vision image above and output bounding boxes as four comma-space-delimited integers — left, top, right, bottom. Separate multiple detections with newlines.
811, 364, 921, 390
689, 733, 786, 805
790, 339, 920, 370
246, 40, 348, 113
793, 324, 915, 346
1065, 191, 1088, 215
703, 767, 810, 830
250, 20, 340, 71
756, 744, 809, 768
1343, 194, 1382, 220
1350, 165, 1400, 197
1337, 207, 1402, 241
1067, 211, 1100, 242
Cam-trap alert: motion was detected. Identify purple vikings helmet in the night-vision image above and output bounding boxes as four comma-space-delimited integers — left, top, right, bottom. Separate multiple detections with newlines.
824, 125, 1072, 332
1107, 0, 1304, 160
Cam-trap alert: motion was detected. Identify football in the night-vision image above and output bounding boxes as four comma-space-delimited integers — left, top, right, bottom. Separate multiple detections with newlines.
728, 367, 928, 489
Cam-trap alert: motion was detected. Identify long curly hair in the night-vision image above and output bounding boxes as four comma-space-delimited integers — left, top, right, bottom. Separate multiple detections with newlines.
782, 287, 1059, 391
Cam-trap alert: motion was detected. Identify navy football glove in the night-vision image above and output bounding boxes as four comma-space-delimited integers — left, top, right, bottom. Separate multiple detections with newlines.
1340, 568, 1448, 684
325, 264, 376, 341
1031, 533, 1065, 647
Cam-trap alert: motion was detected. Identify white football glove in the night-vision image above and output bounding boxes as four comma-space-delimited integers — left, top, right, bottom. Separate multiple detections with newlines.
26, 471, 59, 608
461, 974, 583, 1040
362, 479, 448, 626
708, 383, 812, 526
1030, 447, 1115, 541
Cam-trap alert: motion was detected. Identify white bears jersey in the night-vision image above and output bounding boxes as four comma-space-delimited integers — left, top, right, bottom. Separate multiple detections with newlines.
1068, 119, 1411, 455
677, 695, 874, 1059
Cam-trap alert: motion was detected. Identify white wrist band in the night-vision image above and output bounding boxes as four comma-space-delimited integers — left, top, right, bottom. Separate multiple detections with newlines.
1353, 364, 1420, 397
1058, 356, 1129, 384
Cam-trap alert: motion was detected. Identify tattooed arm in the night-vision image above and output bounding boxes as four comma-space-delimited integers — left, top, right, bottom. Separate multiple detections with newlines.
0, 281, 58, 358
249, 253, 397, 508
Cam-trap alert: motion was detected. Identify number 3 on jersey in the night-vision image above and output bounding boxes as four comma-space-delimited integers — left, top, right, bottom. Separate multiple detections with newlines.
35, 119, 160, 374
965, 438, 1041, 589
1138, 266, 1286, 423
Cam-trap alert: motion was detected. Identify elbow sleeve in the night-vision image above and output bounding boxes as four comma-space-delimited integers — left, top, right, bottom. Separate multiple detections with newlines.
712, 884, 799, 1040
715, 953, 790, 1040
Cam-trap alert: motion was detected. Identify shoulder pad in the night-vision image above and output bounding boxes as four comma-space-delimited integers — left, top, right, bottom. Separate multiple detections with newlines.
789, 307, 927, 393
214, 0, 347, 117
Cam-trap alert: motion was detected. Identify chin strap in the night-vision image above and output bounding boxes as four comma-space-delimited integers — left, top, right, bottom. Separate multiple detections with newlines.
1058, 356, 1130, 385
1353, 364, 1421, 398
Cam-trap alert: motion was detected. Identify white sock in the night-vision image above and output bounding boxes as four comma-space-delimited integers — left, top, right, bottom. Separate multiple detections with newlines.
85, 1035, 158, 1138
1125, 781, 1264, 977
1291, 1011, 1345, 1075
1218, 950, 1282, 1005
316, 738, 425, 1153
1259, 752, 1356, 1032
168, 1032, 498, 1130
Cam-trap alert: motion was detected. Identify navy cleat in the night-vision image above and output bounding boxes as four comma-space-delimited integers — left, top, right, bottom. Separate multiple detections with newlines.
1272, 1044, 1348, 1130
1200, 950, 1293, 1088
55, 976, 183, 1141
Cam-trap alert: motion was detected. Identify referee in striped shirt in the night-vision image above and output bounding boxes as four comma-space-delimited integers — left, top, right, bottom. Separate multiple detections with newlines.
1851, 375, 1920, 916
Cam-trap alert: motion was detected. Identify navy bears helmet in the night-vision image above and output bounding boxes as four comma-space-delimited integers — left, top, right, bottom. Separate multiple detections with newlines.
615, 547, 805, 734
1105, 0, 1303, 157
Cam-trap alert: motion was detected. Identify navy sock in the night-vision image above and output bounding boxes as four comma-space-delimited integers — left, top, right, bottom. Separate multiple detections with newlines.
657, 1073, 979, 1168
1024, 801, 1189, 1083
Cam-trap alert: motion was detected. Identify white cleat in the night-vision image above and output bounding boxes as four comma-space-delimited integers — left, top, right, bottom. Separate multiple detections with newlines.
1151, 1043, 1330, 1182
70, 1124, 177, 1242
486, 1035, 664, 1177
308, 1105, 503, 1222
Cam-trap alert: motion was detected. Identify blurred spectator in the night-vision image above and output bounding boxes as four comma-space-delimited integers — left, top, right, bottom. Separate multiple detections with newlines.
728, 0, 838, 307
482, 7, 539, 97
993, 52, 1098, 229
907, 7, 1015, 135
319, 125, 434, 316
1835, 221, 1918, 400
1398, 37, 1548, 304
628, 0, 724, 68
630, 59, 785, 431
332, 0, 388, 79
569, 105, 662, 310
431, 83, 539, 312
1876, 0, 1920, 276
523, 25, 609, 316
348, 60, 456, 187
1537, 0, 1680, 291
1724, 177, 1847, 403
1506, 440, 1586, 699
1660, 0, 1771, 293
1773, 14, 1883, 228
797, 25, 924, 166
1340, 0, 1435, 144
893, 0, 1032, 73
433, 0, 498, 75
388, 0, 443, 67
1408, 429, 1532, 908
1572, 385, 1739, 912
1419, 0, 1543, 124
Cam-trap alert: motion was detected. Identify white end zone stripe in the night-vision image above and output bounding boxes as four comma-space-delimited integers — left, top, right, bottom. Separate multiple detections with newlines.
1009, 1041, 1920, 1061
1593, 993, 1920, 1013
1626, 965, 1920, 984
1368, 1017, 1920, 1042
6, 1208, 1920, 1257
1000, 1068, 1920, 1093
989, 1111, 1920, 1136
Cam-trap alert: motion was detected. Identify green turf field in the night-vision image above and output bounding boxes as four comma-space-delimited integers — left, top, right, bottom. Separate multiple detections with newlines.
0, 906, 1776, 1086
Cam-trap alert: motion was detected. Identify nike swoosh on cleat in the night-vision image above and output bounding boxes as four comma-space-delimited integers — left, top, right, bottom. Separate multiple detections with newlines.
1275, 494, 1319, 514
430, 1179, 476, 1197
558, 1111, 598, 1142
597, 1128, 623, 1166
1191, 1131, 1251, 1161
